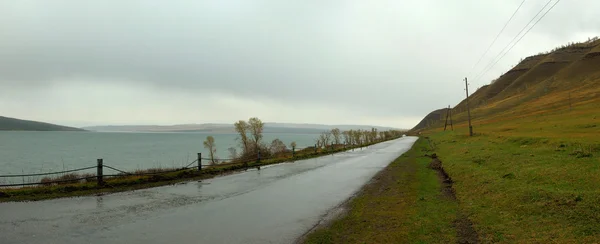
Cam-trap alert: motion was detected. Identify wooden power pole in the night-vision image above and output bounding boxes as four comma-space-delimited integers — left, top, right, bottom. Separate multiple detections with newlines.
465, 77, 473, 136
444, 105, 453, 131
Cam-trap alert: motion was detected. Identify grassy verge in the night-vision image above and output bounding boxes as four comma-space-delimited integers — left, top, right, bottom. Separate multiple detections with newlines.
0, 139, 397, 202
422, 102, 600, 243
303, 138, 458, 244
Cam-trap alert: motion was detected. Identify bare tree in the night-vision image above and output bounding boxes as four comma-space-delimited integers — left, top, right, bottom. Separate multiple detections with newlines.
385, 131, 392, 140
318, 131, 331, 148
234, 120, 250, 154
348, 130, 354, 145
331, 128, 341, 145
342, 131, 350, 145
270, 139, 287, 155
317, 134, 325, 148
370, 128, 378, 143
324, 131, 331, 146
248, 117, 264, 153
352, 129, 362, 145
227, 147, 237, 161
203, 136, 217, 165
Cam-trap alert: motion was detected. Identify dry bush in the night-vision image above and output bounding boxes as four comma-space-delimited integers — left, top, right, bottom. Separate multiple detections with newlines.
133, 167, 177, 175
81, 173, 96, 183
56, 173, 81, 185
39, 173, 89, 185
40, 177, 54, 186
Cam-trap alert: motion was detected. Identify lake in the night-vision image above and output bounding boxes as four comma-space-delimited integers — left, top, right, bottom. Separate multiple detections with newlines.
0, 131, 319, 184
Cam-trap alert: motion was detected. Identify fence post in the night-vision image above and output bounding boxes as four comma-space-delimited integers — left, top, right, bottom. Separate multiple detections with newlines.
314, 144, 317, 153
198, 153, 202, 171
257, 151, 261, 163
292, 147, 295, 158
97, 159, 104, 187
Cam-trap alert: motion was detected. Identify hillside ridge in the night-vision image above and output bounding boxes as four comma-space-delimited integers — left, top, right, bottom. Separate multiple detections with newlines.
412, 37, 600, 131
0, 116, 84, 131
83, 123, 399, 133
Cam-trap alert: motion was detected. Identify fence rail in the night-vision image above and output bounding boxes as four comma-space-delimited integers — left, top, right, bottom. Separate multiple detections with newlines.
0, 166, 97, 178
0, 176, 98, 187
0, 140, 395, 188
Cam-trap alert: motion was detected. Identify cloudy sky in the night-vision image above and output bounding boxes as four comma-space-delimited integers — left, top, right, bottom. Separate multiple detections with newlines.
1, 0, 598, 128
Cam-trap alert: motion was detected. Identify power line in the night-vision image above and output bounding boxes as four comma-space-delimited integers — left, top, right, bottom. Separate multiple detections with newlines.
478, 0, 561, 82
473, 0, 558, 83
474, 0, 553, 82
469, 0, 527, 77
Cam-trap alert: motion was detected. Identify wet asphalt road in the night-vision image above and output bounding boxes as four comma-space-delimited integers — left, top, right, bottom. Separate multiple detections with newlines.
0, 137, 417, 244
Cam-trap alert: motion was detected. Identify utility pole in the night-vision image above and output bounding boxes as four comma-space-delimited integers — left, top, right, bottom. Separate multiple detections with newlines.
444, 105, 453, 131
465, 77, 473, 136
443, 107, 448, 130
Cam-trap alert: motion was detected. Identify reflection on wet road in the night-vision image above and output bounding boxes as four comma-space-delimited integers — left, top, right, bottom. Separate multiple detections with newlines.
0, 137, 417, 244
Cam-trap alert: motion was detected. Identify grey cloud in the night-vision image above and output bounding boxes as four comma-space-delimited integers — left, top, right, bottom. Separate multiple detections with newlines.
1, 0, 598, 126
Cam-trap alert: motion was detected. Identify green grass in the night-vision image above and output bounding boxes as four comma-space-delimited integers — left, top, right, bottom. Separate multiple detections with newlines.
428, 130, 600, 243
420, 100, 600, 243
303, 138, 457, 243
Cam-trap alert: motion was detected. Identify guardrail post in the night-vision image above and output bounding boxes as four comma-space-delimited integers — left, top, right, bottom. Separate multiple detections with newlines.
198, 153, 202, 171
97, 159, 104, 186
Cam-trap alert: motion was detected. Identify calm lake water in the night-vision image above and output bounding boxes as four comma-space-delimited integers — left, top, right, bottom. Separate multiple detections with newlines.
0, 131, 318, 183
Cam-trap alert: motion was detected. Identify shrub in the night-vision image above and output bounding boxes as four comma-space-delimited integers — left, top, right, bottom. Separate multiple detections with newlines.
40, 177, 54, 186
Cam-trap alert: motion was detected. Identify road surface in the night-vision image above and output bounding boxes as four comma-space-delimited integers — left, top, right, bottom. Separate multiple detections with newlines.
0, 137, 418, 244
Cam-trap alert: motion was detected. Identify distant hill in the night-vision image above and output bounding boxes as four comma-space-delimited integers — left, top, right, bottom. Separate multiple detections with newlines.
0, 116, 84, 131
264, 123, 398, 131
82, 124, 231, 133
412, 37, 600, 132
411, 109, 447, 132
83, 123, 399, 133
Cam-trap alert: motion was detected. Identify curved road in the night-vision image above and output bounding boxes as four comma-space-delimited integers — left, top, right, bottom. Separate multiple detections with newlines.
0, 137, 417, 244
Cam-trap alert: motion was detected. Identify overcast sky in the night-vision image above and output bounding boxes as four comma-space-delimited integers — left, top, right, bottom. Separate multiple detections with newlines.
1, 0, 598, 128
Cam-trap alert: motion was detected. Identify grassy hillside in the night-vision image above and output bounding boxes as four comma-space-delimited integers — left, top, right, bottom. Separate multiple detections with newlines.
411, 108, 447, 131
407, 37, 600, 242
0, 116, 84, 131
413, 37, 600, 132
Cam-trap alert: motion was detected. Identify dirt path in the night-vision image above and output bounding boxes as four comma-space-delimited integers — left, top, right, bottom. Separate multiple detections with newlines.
303, 138, 463, 243
428, 154, 479, 244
